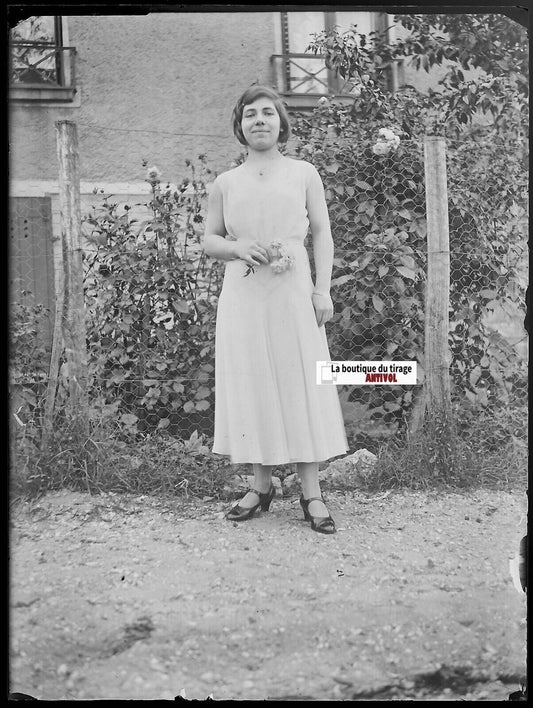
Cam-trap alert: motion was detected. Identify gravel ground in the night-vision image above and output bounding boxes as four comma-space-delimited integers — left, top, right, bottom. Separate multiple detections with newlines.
9, 487, 527, 701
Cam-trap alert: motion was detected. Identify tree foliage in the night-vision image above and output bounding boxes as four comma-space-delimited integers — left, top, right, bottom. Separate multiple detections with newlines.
395, 13, 528, 85
307, 12, 528, 137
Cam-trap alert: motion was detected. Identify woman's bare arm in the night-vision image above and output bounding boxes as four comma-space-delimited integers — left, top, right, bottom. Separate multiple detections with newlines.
202, 181, 238, 261
203, 180, 270, 266
306, 165, 335, 326
306, 166, 334, 295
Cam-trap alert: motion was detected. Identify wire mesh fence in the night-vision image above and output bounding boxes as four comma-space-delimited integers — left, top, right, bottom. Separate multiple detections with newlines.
8, 119, 528, 491
311, 137, 428, 447
445, 137, 528, 406
442, 135, 528, 475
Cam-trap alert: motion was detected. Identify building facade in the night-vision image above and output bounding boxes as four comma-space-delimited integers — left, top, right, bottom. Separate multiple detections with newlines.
10, 10, 413, 320
11, 11, 421, 186
7, 10, 487, 329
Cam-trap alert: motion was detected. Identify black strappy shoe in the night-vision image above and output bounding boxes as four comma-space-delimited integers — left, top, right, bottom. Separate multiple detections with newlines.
299, 495, 336, 534
225, 484, 275, 522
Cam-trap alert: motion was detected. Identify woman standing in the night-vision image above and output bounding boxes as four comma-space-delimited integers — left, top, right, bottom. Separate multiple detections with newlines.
203, 85, 348, 534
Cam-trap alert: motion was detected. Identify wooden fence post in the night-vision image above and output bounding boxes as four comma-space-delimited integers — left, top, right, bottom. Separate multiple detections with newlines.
41, 244, 65, 449
54, 120, 88, 435
421, 135, 457, 476
423, 135, 452, 419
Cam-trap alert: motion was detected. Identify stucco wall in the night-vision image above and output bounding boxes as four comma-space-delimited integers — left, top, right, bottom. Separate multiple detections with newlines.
10, 12, 279, 185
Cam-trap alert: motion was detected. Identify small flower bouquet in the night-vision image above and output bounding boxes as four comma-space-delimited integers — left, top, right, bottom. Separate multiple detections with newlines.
245, 240, 295, 277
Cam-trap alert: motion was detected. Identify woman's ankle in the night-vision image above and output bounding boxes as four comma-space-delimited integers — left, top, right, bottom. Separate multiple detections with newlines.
252, 464, 273, 493
252, 478, 272, 494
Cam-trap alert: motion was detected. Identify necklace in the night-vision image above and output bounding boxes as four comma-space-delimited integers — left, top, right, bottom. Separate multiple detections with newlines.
248, 155, 284, 177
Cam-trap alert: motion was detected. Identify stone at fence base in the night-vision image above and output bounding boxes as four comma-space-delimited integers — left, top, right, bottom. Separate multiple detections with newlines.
323, 449, 377, 487
282, 473, 300, 493
282, 449, 377, 493
223, 474, 282, 498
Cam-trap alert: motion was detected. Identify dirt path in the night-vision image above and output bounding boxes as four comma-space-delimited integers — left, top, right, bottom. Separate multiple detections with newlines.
9, 488, 527, 701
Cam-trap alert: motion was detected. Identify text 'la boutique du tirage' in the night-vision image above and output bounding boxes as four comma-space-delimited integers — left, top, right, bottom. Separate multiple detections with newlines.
316, 361, 418, 385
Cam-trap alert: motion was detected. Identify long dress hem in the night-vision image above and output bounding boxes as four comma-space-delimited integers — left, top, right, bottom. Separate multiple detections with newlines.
211, 451, 348, 466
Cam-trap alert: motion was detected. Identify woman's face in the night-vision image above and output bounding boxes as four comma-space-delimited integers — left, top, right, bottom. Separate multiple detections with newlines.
241, 97, 281, 150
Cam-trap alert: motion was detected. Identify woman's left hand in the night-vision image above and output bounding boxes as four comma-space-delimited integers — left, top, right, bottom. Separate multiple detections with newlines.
312, 292, 334, 327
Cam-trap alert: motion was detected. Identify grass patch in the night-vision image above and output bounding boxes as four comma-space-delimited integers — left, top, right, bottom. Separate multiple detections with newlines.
10, 421, 233, 502
10, 403, 527, 502
363, 404, 527, 493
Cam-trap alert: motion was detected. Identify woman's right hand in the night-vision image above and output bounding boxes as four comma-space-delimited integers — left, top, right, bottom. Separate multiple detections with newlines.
233, 240, 271, 267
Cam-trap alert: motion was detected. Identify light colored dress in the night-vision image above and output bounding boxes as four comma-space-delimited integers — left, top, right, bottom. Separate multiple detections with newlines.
212, 156, 348, 465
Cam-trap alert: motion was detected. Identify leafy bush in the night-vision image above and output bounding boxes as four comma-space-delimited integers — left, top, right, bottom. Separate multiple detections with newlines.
290, 80, 526, 446
10, 418, 232, 501
93, 429, 232, 498
296, 129, 424, 438
9, 296, 52, 489
82, 158, 223, 438
445, 137, 528, 411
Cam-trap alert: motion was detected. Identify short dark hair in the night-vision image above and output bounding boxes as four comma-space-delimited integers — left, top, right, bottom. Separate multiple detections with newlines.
232, 85, 291, 146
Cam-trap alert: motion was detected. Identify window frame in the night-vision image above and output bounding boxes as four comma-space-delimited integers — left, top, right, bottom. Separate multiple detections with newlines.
272, 10, 392, 110
9, 16, 77, 104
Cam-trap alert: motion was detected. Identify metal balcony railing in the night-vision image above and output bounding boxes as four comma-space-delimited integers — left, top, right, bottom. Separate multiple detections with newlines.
271, 52, 399, 104
10, 42, 76, 89
271, 53, 331, 96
